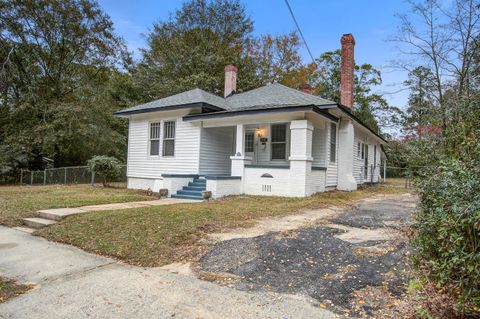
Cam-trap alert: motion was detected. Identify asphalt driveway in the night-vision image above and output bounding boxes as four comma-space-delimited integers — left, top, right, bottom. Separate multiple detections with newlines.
199, 193, 417, 317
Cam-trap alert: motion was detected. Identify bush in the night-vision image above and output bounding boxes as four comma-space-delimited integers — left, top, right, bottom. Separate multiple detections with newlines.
414, 159, 480, 316
87, 156, 123, 187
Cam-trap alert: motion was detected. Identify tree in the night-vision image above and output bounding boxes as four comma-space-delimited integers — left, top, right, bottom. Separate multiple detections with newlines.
0, 0, 130, 171
134, 0, 257, 100
297, 50, 403, 133
247, 32, 303, 85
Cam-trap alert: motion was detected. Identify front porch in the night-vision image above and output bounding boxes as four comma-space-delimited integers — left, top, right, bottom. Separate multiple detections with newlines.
193, 111, 342, 198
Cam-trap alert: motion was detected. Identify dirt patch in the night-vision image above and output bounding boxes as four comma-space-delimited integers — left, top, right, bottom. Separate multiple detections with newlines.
207, 207, 342, 242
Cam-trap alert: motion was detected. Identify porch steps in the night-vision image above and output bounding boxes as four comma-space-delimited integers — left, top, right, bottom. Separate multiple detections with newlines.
23, 217, 57, 229
171, 178, 206, 200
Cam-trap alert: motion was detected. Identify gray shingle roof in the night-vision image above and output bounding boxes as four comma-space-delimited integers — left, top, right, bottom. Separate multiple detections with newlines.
115, 88, 228, 115
115, 83, 336, 116
224, 83, 335, 110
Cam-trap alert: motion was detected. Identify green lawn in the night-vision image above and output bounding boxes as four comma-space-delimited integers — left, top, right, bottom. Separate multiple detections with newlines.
0, 277, 32, 303
0, 184, 153, 227
38, 185, 411, 267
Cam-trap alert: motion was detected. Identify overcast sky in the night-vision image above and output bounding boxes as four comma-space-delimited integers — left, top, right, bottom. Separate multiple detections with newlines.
97, 0, 415, 110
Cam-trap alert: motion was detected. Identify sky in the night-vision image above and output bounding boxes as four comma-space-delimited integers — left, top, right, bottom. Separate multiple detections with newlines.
97, 0, 413, 110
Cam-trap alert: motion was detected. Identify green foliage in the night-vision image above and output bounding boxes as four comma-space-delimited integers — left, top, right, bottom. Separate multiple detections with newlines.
134, 0, 257, 99
304, 50, 403, 133
0, 0, 131, 171
414, 160, 480, 314
87, 155, 123, 187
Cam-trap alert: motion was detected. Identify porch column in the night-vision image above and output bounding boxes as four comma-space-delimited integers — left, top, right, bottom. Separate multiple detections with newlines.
337, 118, 357, 191
230, 124, 252, 178
289, 120, 313, 197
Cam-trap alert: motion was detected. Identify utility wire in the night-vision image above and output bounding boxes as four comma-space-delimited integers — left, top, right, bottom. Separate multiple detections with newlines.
284, 0, 315, 64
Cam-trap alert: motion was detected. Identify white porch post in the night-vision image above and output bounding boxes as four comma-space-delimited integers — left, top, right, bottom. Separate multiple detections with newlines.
230, 124, 252, 178
289, 120, 314, 197
337, 118, 357, 191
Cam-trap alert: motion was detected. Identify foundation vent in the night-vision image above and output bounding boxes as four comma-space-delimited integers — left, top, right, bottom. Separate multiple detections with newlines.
262, 185, 272, 192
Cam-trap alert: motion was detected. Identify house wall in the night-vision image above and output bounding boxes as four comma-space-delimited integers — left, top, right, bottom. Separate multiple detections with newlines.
244, 123, 291, 164
199, 126, 235, 175
126, 109, 201, 192
243, 167, 292, 196
311, 122, 327, 167
353, 127, 382, 183
206, 178, 242, 199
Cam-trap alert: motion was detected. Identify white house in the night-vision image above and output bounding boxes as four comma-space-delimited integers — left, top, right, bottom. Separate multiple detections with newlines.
115, 34, 387, 200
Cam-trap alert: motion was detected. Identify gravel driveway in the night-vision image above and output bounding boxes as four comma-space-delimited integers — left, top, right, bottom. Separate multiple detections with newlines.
200, 193, 417, 317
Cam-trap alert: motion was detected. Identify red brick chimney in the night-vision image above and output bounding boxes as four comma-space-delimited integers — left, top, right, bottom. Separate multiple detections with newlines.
340, 34, 355, 110
299, 83, 313, 95
224, 64, 237, 97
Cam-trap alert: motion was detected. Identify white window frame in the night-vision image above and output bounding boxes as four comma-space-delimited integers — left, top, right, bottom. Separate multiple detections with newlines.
329, 123, 337, 163
270, 123, 288, 161
162, 120, 176, 157
149, 122, 161, 157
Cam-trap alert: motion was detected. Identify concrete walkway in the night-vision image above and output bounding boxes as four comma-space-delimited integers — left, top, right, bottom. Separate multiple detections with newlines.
20, 198, 199, 232
0, 226, 334, 319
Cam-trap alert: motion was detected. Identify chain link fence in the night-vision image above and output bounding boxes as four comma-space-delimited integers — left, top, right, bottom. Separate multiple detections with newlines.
13, 165, 127, 186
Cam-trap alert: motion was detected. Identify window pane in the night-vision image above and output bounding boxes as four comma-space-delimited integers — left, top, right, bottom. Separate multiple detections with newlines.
150, 140, 159, 156
150, 123, 161, 139
271, 143, 286, 160
164, 121, 175, 139
245, 132, 254, 153
163, 140, 175, 156
271, 124, 286, 142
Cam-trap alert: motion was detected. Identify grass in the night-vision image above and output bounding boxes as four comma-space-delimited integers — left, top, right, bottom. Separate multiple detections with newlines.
38, 185, 411, 267
0, 277, 32, 303
0, 184, 153, 227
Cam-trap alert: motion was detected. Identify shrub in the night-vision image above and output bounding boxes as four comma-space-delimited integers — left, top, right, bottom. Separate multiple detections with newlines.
414, 159, 480, 316
87, 156, 123, 187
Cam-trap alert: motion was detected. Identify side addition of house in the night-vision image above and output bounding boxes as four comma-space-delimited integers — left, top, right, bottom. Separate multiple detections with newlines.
115, 34, 387, 199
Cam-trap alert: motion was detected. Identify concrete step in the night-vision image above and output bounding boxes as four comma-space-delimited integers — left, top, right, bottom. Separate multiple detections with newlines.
188, 182, 206, 187
13, 226, 36, 234
171, 194, 203, 200
35, 208, 84, 221
23, 217, 57, 229
177, 190, 203, 196
183, 185, 206, 191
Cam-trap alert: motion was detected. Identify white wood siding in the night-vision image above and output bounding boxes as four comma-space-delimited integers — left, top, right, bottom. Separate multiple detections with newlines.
127, 111, 201, 178
326, 123, 338, 187
353, 127, 382, 183
312, 123, 327, 167
199, 126, 235, 175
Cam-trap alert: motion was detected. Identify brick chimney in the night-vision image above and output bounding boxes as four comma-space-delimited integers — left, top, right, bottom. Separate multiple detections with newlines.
224, 64, 237, 97
299, 83, 313, 95
340, 34, 355, 110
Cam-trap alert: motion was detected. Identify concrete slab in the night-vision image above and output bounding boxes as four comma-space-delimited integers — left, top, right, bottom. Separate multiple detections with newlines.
36, 208, 85, 221
0, 226, 112, 284
23, 218, 57, 229
12, 227, 35, 234
34, 198, 201, 222
0, 226, 333, 319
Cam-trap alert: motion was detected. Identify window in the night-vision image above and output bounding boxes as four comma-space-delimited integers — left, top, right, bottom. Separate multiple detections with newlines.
162, 121, 176, 156
149, 122, 161, 156
357, 142, 361, 157
271, 123, 287, 160
364, 144, 369, 178
329, 123, 337, 162
245, 132, 254, 153
374, 145, 377, 167
361, 143, 365, 159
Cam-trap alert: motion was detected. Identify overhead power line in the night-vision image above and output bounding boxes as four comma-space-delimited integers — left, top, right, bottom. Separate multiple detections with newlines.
284, 0, 315, 64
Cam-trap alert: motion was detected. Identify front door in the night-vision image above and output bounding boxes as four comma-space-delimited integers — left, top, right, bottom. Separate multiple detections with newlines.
244, 130, 255, 159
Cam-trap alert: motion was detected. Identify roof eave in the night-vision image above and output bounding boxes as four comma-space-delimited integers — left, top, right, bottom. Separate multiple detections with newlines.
114, 102, 225, 117
336, 104, 388, 144
182, 104, 338, 122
